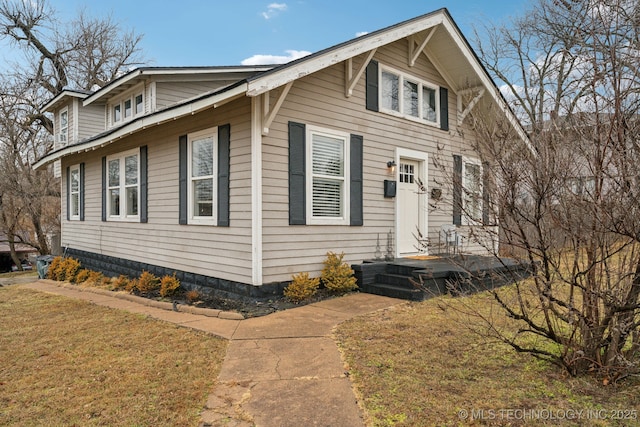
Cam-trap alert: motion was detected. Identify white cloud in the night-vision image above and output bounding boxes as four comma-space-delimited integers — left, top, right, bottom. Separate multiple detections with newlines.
355, 31, 369, 37
262, 3, 287, 20
241, 49, 311, 65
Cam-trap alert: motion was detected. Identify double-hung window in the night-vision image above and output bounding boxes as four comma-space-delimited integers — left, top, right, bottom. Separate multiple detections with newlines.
306, 126, 350, 225
107, 148, 140, 220
59, 108, 68, 145
462, 158, 482, 224
188, 128, 216, 224
380, 66, 439, 126
69, 164, 80, 219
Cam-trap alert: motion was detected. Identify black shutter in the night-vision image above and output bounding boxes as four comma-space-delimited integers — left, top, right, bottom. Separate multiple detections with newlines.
482, 161, 490, 225
365, 60, 379, 112
288, 121, 306, 225
350, 134, 363, 226
453, 154, 462, 226
79, 163, 85, 221
101, 157, 107, 222
218, 124, 230, 227
440, 87, 449, 131
178, 135, 188, 225
140, 146, 148, 223
66, 166, 70, 221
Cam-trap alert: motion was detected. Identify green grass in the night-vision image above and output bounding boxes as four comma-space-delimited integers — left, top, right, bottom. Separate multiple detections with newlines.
335, 290, 640, 426
0, 286, 227, 426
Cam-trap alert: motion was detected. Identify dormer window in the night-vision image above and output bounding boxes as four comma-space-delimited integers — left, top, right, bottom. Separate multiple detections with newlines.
59, 108, 68, 146
110, 90, 144, 126
113, 104, 121, 122
135, 94, 143, 114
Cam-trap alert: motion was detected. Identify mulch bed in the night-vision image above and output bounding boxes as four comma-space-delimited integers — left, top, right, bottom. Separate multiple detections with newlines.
132, 287, 341, 318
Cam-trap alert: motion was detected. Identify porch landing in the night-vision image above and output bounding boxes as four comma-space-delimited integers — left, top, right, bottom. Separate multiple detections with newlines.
352, 255, 531, 301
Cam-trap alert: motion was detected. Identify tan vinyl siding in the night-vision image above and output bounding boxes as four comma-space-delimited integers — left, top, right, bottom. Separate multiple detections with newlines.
155, 81, 238, 110
259, 38, 488, 283
61, 97, 254, 284
77, 104, 105, 141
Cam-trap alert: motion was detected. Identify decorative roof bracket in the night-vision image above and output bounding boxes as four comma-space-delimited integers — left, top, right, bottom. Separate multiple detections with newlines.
262, 81, 293, 136
457, 87, 485, 125
345, 48, 377, 98
408, 27, 436, 67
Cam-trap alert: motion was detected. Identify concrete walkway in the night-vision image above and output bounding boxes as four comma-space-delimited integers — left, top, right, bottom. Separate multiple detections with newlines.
17, 280, 401, 426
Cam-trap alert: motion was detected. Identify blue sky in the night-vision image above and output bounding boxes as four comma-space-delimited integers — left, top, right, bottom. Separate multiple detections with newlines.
27, 0, 530, 67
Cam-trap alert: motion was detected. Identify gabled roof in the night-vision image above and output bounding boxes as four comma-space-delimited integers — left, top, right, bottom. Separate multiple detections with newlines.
82, 66, 274, 106
34, 8, 529, 169
42, 89, 92, 113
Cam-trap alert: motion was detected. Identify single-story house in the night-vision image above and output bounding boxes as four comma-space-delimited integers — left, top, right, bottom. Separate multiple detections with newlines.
34, 8, 527, 300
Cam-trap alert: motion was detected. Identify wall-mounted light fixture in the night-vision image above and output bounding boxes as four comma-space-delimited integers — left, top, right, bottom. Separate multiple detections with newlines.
387, 160, 397, 174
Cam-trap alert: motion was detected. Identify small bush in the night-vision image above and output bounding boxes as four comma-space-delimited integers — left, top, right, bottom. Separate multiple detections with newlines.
160, 274, 181, 297
75, 269, 91, 283
185, 289, 200, 303
64, 258, 82, 283
126, 278, 138, 293
321, 251, 357, 294
47, 256, 62, 280
84, 270, 104, 287
112, 275, 130, 291
136, 271, 160, 293
284, 272, 320, 302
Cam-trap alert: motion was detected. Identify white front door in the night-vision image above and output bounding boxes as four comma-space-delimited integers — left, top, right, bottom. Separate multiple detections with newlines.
397, 158, 425, 255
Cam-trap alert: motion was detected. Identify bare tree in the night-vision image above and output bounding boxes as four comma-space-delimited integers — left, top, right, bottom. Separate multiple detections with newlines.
447, 0, 640, 379
0, 0, 145, 262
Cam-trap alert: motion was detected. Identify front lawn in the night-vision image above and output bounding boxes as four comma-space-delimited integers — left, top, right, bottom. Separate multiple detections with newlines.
335, 290, 640, 426
0, 286, 227, 426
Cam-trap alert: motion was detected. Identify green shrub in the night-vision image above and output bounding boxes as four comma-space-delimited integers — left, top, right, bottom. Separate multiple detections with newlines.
284, 272, 320, 302
159, 274, 181, 297
321, 251, 357, 294
136, 271, 160, 293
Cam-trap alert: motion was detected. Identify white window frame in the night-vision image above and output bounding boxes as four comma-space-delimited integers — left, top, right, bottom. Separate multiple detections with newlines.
59, 107, 68, 146
106, 148, 140, 222
109, 85, 145, 127
69, 164, 80, 220
305, 125, 350, 225
187, 127, 217, 225
462, 157, 483, 225
379, 64, 440, 127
